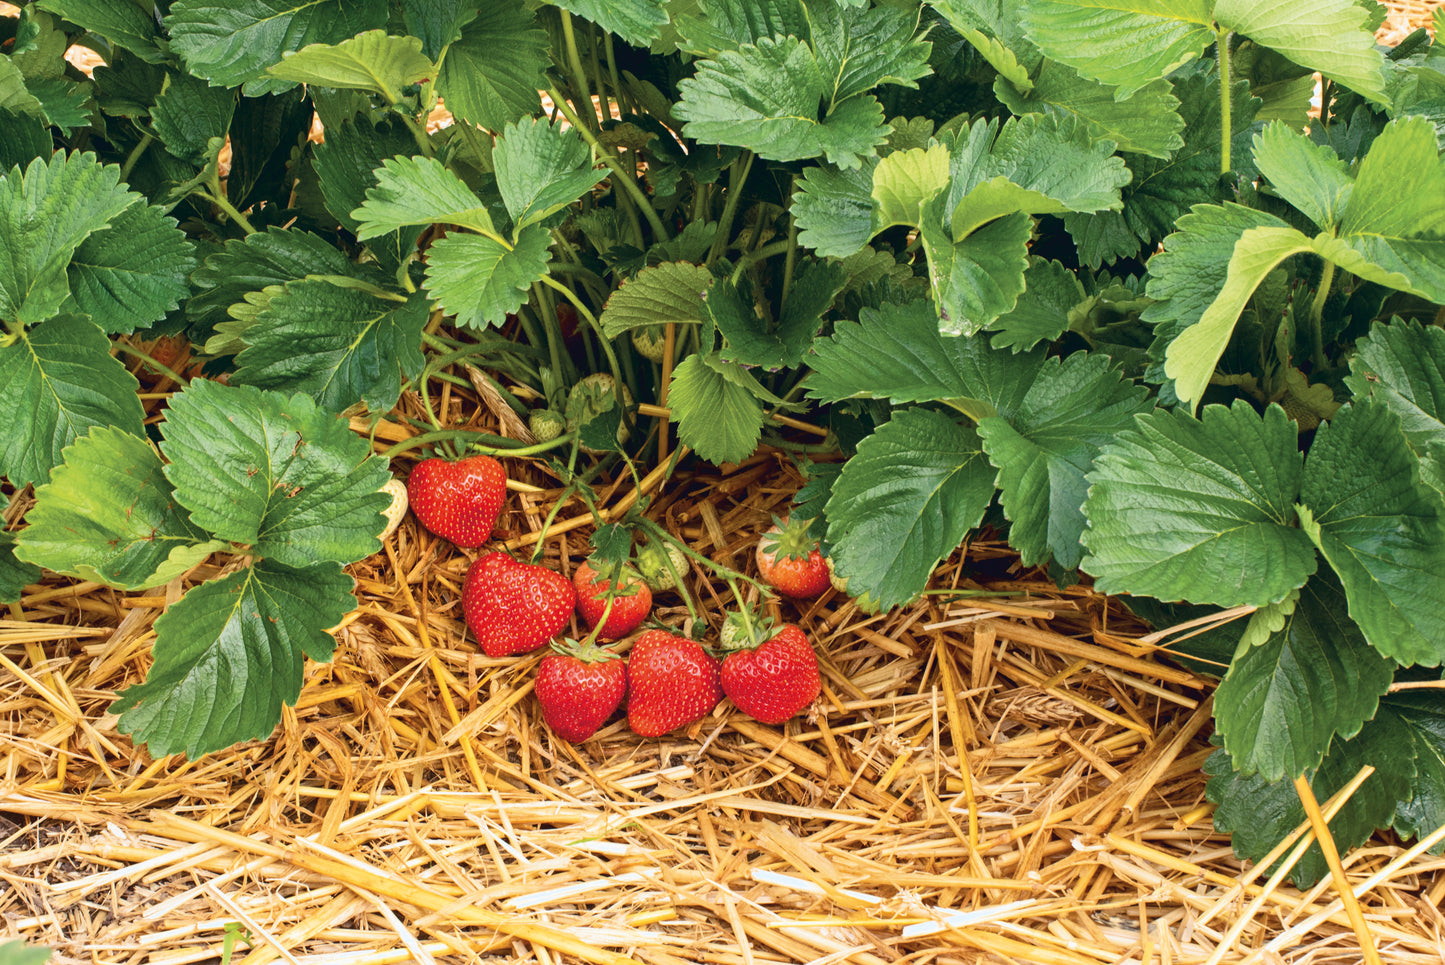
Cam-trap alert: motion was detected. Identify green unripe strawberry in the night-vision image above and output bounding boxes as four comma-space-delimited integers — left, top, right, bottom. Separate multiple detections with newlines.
529, 408, 565, 442
635, 539, 689, 592
631, 325, 668, 363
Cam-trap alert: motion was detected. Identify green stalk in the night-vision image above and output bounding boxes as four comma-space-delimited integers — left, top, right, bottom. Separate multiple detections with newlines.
604, 31, 629, 116
120, 132, 153, 182
560, 11, 599, 129
1308, 258, 1336, 369
780, 191, 801, 314
545, 86, 669, 242
709, 150, 754, 263
1217, 30, 1234, 175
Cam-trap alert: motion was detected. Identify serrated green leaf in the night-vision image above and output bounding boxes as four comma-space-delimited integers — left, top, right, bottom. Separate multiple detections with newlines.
0, 110, 52, 173
872, 145, 949, 229
164, 0, 388, 94
826, 406, 995, 611
673, 0, 809, 57
675, 37, 891, 169
921, 206, 1032, 336
1081, 402, 1315, 607
160, 379, 390, 568
434, 1, 548, 131
352, 155, 496, 240
995, 61, 1184, 160
1345, 318, 1445, 463
16, 427, 222, 590
23, 75, 93, 135
0, 531, 42, 603
1384, 691, 1445, 848
111, 559, 356, 758
1252, 121, 1353, 230
715, 259, 845, 370
11, 11, 68, 81
599, 261, 714, 337
793, 159, 880, 257
808, 298, 1036, 417
187, 227, 358, 341
555, 0, 669, 48
1298, 401, 1445, 666
0, 314, 145, 488
1214, 0, 1387, 105
150, 70, 236, 164
0, 150, 138, 326
1342, 116, 1445, 239
1165, 225, 1315, 412
935, 0, 1033, 91
493, 117, 609, 230
1021, 0, 1213, 99
977, 351, 1152, 571
267, 30, 433, 99
310, 113, 427, 270
64, 202, 197, 334
399, 0, 476, 59
233, 282, 428, 413
809, 1, 933, 105
668, 352, 765, 464
944, 114, 1131, 239
35, 0, 165, 62
422, 225, 552, 329
987, 258, 1086, 352
1215, 568, 1395, 781
0, 57, 45, 120
1207, 714, 1415, 888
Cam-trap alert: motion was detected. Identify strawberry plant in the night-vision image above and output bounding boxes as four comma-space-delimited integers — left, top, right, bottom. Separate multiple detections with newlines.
1, 0, 1443, 883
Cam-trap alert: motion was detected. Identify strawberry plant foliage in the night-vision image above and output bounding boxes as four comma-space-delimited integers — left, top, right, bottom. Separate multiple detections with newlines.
2, 0, 1445, 882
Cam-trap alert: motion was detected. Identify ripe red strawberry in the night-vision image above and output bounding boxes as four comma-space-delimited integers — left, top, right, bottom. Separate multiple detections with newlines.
535, 639, 628, 742
407, 454, 507, 548
755, 516, 830, 599
573, 560, 652, 640
626, 630, 723, 737
720, 622, 820, 725
463, 552, 576, 657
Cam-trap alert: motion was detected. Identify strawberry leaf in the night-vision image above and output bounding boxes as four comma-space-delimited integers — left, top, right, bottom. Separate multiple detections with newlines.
311, 114, 429, 271
265, 30, 434, 100
16, 427, 223, 590
0, 314, 145, 488
0, 531, 42, 604
668, 353, 765, 465
977, 351, 1152, 571
160, 379, 390, 568
793, 159, 880, 257
0, 151, 138, 327
352, 155, 498, 239
493, 117, 610, 231
554, 0, 669, 48
422, 224, 553, 329
1298, 401, 1445, 666
995, 61, 1184, 160
920, 206, 1032, 336
673, 0, 810, 57
1214, 568, 1395, 782
63, 201, 197, 334
986, 258, 1087, 353
433, 2, 548, 131
35, 0, 165, 62
163, 0, 388, 95
599, 261, 714, 337
1345, 318, 1445, 494
110, 559, 356, 758
1019, 1, 1215, 99
1081, 402, 1315, 608
231, 281, 430, 413
149, 70, 237, 165
825, 407, 995, 611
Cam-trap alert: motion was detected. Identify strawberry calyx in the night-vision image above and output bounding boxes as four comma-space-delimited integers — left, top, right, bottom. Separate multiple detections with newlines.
716, 608, 775, 655
549, 635, 621, 664
759, 515, 821, 562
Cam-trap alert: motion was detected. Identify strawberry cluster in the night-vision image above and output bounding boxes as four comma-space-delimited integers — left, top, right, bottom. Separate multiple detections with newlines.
404, 454, 837, 744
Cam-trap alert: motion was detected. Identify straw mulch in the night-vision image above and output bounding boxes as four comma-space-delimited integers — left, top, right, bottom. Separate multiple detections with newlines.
3, 355, 1445, 965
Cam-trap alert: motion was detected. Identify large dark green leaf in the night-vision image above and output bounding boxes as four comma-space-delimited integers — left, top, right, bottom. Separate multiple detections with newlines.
434, 1, 548, 131
977, 351, 1152, 571
1081, 402, 1315, 607
1345, 318, 1445, 493
1298, 400, 1445, 666
64, 202, 197, 334
825, 407, 996, 611
0, 314, 145, 488
111, 560, 356, 758
1214, 569, 1395, 781
160, 379, 390, 568
232, 282, 429, 414
16, 427, 222, 590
